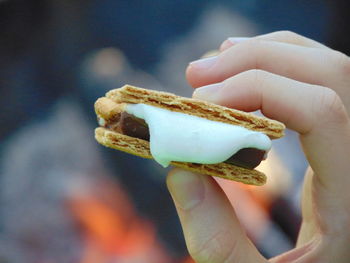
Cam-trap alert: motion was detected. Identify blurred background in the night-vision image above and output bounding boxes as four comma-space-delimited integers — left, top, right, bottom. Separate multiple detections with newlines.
0, 0, 349, 262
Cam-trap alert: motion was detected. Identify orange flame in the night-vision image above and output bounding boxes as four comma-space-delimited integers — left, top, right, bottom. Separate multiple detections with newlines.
66, 177, 171, 262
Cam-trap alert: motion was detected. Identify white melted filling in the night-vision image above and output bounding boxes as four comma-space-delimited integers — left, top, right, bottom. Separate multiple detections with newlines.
126, 103, 271, 167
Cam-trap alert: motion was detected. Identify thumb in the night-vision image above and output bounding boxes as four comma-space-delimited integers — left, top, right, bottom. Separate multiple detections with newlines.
166, 169, 266, 263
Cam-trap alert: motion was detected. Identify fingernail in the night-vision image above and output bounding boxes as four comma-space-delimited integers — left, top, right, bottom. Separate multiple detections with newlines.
167, 170, 205, 211
189, 56, 218, 70
228, 37, 250, 44
193, 83, 222, 102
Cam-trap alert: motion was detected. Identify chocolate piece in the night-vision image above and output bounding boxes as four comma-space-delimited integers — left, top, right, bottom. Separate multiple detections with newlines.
120, 112, 150, 141
105, 112, 150, 141
225, 148, 265, 169
102, 112, 265, 169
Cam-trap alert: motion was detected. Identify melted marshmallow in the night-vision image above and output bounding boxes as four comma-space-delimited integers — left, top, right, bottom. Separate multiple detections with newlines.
126, 103, 271, 167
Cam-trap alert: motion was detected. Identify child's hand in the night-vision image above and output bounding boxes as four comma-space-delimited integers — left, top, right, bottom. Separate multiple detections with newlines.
167, 31, 350, 262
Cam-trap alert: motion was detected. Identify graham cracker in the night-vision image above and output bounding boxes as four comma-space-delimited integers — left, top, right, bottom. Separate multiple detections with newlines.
95, 127, 266, 186
105, 85, 285, 139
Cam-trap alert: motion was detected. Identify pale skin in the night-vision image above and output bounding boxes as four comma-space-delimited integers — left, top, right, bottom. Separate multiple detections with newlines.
166, 31, 350, 262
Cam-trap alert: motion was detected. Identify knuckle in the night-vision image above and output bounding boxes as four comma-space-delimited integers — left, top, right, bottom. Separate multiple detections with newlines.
332, 50, 350, 76
316, 87, 347, 123
244, 69, 269, 87
232, 69, 267, 90
240, 37, 264, 50
188, 230, 237, 263
272, 30, 303, 45
276, 30, 300, 40
237, 39, 267, 70
325, 50, 350, 74
241, 69, 266, 79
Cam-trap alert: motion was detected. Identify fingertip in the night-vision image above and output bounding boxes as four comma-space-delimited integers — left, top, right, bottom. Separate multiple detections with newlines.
167, 168, 192, 188
166, 169, 205, 211
185, 64, 198, 88
192, 82, 223, 103
186, 56, 219, 88
186, 65, 207, 88
167, 168, 198, 180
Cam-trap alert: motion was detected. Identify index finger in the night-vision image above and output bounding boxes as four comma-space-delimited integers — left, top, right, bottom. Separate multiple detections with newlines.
220, 31, 329, 52
187, 40, 342, 89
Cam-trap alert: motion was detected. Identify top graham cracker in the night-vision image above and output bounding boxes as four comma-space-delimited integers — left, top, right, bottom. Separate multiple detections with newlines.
105, 85, 285, 139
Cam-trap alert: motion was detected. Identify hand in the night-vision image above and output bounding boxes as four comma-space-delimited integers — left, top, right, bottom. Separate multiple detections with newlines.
166, 31, 350, 262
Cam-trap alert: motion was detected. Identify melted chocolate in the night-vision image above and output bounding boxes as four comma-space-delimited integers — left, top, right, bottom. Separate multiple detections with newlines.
103, 112, 265, 169
106, 112, 150, 141
120, 112, 150, 141
225, 148, 265, 169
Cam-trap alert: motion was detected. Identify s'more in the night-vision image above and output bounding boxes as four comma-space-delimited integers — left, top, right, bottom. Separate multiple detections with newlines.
94, 85, 285, 186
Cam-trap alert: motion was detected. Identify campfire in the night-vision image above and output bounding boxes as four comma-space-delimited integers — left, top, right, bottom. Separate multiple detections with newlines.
67, 177, 173, 262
